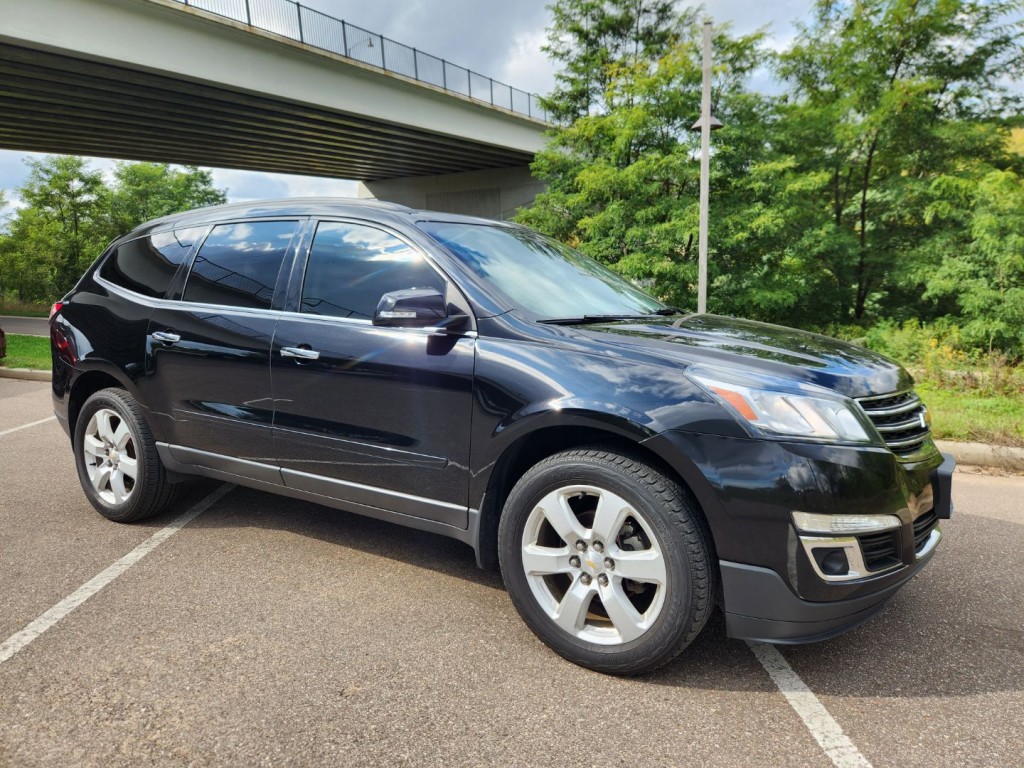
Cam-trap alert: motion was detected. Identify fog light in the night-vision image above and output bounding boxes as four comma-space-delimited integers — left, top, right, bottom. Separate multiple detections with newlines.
815, 548, 850, 576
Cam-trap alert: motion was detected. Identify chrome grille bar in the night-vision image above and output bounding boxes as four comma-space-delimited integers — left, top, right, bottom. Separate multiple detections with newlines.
856, 390, 931, 457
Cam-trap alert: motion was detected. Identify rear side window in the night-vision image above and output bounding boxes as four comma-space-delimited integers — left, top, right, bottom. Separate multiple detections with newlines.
183, 221, 297, 310
99, 230, 198, 298
300, 222, 444, 320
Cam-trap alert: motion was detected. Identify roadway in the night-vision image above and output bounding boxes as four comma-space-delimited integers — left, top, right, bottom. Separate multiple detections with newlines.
0, 316, 49, 337
1, 378, 1022, 767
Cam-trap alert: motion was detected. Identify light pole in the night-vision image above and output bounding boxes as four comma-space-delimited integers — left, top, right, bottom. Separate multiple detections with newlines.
690, 20, 722, 315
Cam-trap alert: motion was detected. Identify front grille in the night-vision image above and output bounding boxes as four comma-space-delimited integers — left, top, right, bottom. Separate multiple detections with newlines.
857, 530, 901, 571
913, 510, 939, 552
856, 390, 930, 457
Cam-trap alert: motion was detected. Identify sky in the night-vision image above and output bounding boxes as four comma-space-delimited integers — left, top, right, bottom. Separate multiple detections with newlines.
0, 0, 817, 215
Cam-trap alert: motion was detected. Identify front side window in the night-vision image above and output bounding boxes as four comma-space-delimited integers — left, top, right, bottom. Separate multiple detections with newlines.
300, 222, 445, 320
100, 228, 202, 298
182, 221, 298, 309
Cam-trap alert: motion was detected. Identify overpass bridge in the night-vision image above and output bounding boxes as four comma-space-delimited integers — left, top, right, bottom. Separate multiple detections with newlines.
0, 0, 549, 218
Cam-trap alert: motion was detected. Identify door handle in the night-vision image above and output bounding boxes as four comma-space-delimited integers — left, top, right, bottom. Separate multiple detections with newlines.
280, 346, 320, 360
152, 331, 181, 344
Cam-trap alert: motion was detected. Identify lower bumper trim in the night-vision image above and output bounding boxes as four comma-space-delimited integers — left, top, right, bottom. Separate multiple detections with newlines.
726, 599, 890, 644
721, 545, 936, 643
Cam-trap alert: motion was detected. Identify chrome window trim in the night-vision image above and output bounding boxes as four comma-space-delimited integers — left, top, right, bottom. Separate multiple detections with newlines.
97, 273, 283, 318
95, 273, 477, 338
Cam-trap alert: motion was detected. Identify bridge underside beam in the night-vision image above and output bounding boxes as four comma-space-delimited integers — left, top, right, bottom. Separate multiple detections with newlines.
0, 42, 534, 181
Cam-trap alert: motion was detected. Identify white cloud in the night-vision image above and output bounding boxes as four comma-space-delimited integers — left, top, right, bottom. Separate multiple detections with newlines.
209, 168, 360, 202
499, 27, 557, 96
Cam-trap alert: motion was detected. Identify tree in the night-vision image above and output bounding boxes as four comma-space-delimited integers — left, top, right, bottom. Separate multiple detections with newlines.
8, 155, 109, 300
542, 0, 688, 121
106, 162, 226, 237
0, 156, 229, 303
521, 10, 787, 315
775, 0, 1024, 321
924, 170, 1024, 355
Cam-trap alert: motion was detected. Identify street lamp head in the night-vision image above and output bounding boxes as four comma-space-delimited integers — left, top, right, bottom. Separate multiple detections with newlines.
690, 114, 723, 132
347, 37, 375, 56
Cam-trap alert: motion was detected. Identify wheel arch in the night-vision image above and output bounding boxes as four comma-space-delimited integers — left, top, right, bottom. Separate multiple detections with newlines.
67, 366, 133, 437
473, 417, 720, 572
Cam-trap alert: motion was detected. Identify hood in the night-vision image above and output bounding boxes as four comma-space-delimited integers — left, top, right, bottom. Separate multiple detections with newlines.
575, 314, 912, 398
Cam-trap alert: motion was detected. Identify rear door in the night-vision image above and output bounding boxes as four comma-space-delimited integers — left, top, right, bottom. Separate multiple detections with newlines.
270, 219, 475, 527
144, 218, 302, 463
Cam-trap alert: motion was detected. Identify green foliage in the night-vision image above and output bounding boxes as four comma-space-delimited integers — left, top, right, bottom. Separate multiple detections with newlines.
521, 14, 785, 315
924, 170, 1024, 355
0, 156, 226, 304
522, 0, 1024, 357
542, 0, 688, 121
775, 0, 1024, 321
107, 162, 226, 237
3, 156, 109, 301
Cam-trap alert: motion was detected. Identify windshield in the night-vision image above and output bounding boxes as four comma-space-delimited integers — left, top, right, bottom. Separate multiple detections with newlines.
418, 221, 667, 321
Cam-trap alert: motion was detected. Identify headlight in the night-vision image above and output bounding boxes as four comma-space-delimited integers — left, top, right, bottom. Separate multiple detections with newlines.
689, 367, 875, 443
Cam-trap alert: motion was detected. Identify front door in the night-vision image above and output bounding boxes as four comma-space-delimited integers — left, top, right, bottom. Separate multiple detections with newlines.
270, 220, 475, 528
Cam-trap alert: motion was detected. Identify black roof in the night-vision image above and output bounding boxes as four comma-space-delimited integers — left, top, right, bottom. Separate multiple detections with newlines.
130, 197, 511, 239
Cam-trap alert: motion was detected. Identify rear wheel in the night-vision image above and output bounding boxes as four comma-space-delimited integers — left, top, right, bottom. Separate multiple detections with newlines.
498, 447, 714, 675
74, 388, 180, 522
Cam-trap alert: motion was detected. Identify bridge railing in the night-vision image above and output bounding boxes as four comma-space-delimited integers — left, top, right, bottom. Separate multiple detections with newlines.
176, 0, 550, 122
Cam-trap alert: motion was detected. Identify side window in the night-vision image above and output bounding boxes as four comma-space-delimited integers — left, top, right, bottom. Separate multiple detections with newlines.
99, 228, 200, 298
182, 221, 297, 309
301, 222, 445, 320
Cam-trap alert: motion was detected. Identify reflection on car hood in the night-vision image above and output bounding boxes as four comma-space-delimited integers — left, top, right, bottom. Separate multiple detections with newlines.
576, 314, 912, 398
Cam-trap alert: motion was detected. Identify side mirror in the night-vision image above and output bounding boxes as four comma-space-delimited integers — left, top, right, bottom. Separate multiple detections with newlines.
373, 288, 447, 328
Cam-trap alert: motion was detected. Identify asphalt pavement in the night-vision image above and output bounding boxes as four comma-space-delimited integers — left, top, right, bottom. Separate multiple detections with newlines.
1, 378, 1021, 767
0, 316, 49, 337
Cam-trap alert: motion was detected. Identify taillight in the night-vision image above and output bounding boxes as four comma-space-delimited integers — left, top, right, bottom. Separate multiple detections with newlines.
52, 324, 75, 364
50, 302, 63, 319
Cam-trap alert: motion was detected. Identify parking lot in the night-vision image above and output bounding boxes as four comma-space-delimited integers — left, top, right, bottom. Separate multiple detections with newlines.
1, 377, 1022, 767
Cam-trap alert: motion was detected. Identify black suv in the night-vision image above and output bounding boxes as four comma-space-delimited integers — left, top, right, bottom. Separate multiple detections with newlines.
51, 199, 954, 675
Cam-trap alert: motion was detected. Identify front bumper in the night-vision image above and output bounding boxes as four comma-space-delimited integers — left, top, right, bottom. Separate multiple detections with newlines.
643, 430, 955, 641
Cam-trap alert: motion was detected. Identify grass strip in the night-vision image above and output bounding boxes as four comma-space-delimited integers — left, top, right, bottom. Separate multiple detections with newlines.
1, 334, 51, 371
918, 381, 1024, 447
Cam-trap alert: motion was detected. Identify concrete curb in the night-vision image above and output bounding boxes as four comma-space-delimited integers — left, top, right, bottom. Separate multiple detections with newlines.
0, 365, 1019, 471
935, 440, 1024, 473
0, 366, 51, 382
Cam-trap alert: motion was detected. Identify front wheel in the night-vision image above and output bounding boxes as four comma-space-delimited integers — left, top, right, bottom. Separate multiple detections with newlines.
74, 387, 180, 522
498, 447, 715, 675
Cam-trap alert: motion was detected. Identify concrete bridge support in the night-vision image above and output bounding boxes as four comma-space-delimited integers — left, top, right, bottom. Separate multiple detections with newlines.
359, 166, 545, 220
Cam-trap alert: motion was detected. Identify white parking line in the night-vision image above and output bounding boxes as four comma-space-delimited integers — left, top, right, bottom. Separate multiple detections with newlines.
748, 641, 872, 768
0, 415, 56, 437
0, 483, 235, 666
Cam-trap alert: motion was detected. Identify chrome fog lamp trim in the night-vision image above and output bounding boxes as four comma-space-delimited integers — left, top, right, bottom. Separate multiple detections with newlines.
799, 536, 870, 582
792, 511, 902, 535
917, 527, 941, 559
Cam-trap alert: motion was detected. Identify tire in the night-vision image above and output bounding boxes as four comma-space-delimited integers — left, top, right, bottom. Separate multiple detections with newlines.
498, 446, 715, 675
74, 387, 180, 522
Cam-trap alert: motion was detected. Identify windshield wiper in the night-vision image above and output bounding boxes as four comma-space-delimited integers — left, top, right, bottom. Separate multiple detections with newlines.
539, 314, 661, 325
539, 308, 683, 325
